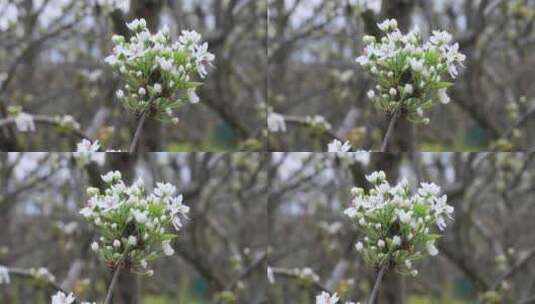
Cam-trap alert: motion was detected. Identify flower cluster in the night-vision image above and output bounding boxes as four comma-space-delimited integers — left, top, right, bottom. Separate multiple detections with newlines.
55, 115, 81, 130
74, 139, 104, 166
294, 267, 320, 284
30, 267, 56, 283
8, 106, 35, 132
51, 291, 94, 304
327, 139, 352, 152
267, 111, 287, 133
80, 171, 189, 275
344, 171, 454, 275
106, 18, 214, 123
305, 115, 332, 131
0, 265, 9, 284
356, 19, 465, 123
316, 291, 357, 304
76, 139, 100, 153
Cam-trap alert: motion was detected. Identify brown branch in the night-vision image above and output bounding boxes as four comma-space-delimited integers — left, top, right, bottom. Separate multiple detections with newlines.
128, 111, 148, 152
380, 107, 401, 152
0, 115, 91, 143
368, 263, 388, 304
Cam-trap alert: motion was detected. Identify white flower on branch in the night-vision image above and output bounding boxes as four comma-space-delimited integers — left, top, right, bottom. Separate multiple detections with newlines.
0, 265, 10, 284
30, 267, 56, 283
74, 139, 104, 166
162, 240, 175, 256
50, 291, 95, 304
51, 292, 75, 304
315, 291, 358, 304
305, 115, 332, 130
267, 112, 287, 133
327, 140, 352, 152
316, 291, 339, 304
13, 112, 35, 132
76, 139, 100, 152
267, 266, 275, 284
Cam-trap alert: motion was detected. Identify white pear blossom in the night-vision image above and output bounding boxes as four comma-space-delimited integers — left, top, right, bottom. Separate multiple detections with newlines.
365, 171, 385, 184
31, 267, 56, 282
162, 240, 175, 256
438, 89, 450, 104
153, 83, 163, 94
409, 58, 424, 72
430, 30, 452, 45
187, 88, 200, 104
51, 292, 75, 304
403, 84, 414, 95
316, 292, 340, 304
327, 139, 352, 152
392, 236, 402, 246
377, 19, 398, 32
76, 139, 100, 152
315, 291, 359, 304
267, 112, 287, 133
50, 291, 96, 304
0, 265, 10, 284
74, 139, 104, 165
133, 210, 148, 224
426, 240, 439, 256
305, 115, 332, 130
13, 112, 35, 132
128, 236, 137, 246
116, 89, 125, 99
91, 242, 99, 251
194, 42, 215, 78
267, 266, 275, 284
140, 259, 148, 269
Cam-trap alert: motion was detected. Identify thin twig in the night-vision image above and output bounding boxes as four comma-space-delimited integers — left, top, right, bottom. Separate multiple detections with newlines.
368, 264, 388, 304
380, 107, 402, 152
269, 267, 333, 294
6, 267, 70, 294
128, 111, 148, 152
0, 115, 92, 141
104, 261, 125, 304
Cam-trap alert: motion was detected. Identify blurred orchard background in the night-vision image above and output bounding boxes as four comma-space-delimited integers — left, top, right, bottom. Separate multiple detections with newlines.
267, 152, 535, 303
268, 0, 535, 151
0, 153, 268, 303
0, 0, 267, 152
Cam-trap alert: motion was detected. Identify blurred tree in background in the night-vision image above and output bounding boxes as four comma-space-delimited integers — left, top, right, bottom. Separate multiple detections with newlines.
267, 153, 535, 303
268, 0, 535, 152
0, 153, 268, 303
0, 0, 267, 151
